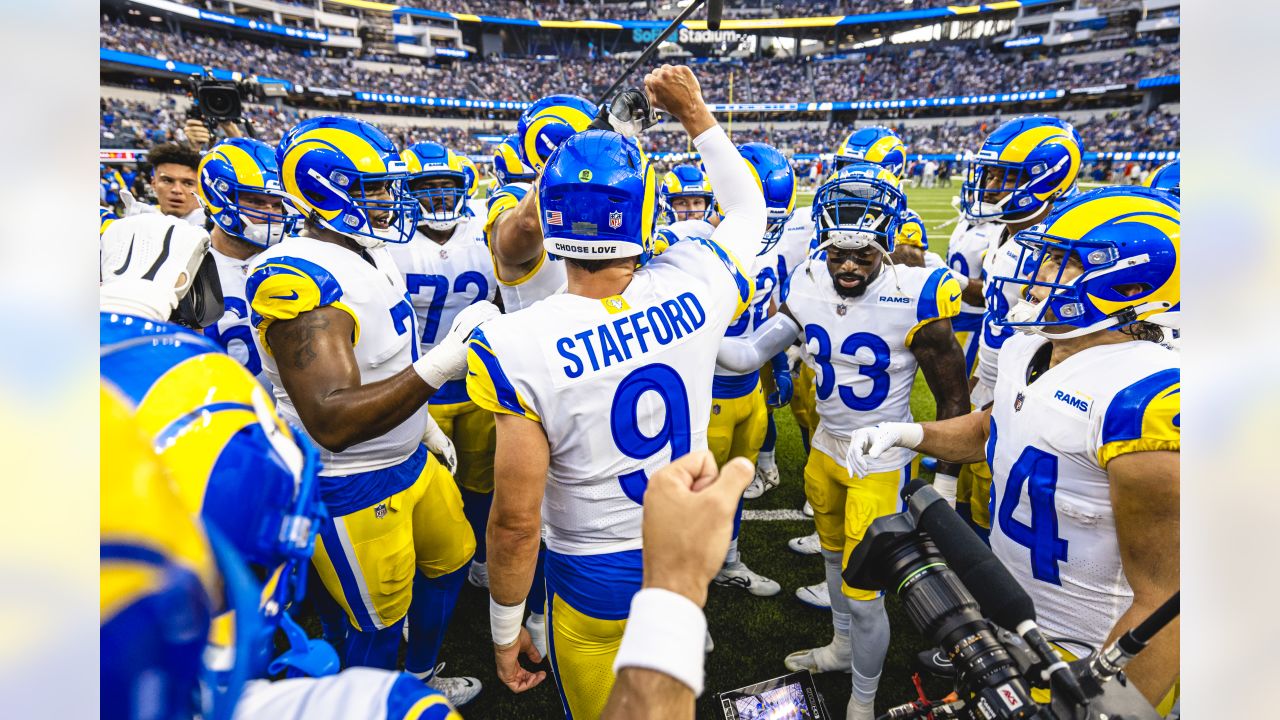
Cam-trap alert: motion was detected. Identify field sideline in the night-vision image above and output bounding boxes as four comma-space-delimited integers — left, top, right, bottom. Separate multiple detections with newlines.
305, 185, 967, 717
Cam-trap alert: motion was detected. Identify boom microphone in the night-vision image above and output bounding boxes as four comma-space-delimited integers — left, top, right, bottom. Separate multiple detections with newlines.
707, 0, 723, 30
902, 481, 1087, 707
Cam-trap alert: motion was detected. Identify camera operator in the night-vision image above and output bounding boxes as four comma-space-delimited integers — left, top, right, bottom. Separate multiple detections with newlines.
119, 142, 205, 226
845, 187, 1180, 713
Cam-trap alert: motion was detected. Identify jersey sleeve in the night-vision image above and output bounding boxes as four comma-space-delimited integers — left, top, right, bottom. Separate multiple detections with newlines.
905, 267, 963, 346
896, 211, 928, 250
247, 255, 360, 350
483, 183, 528, 246
465, 326, 541, 422
691, 237, 754, 321
1095, 367, 1180, 468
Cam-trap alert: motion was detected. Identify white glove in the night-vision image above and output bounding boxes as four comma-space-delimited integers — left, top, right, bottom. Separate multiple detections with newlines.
932, 472, 959, 508
413, 300, 501, 389
845, 422, 924, 479
119, 188, 158, 217
422, 413, 457, 475
785, 344, 804, 374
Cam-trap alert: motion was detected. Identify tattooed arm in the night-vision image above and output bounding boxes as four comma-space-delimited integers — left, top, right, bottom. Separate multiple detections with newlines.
265, 306, 435, 452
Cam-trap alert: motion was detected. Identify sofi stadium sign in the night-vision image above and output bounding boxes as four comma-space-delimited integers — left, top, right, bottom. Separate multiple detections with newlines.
632, 27, 755, 50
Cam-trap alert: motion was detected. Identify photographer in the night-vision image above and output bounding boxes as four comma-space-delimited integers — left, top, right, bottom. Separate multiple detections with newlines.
120, 142, 205, 226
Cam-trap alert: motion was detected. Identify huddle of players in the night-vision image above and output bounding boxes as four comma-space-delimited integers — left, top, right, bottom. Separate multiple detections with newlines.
100, 61, 1182, 720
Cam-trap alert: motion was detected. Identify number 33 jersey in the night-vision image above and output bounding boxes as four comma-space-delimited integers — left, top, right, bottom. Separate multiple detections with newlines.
988, 333, 1179, 650
786, 263, 961, 474
248, 237, 428, 476
466, 240, 752, 555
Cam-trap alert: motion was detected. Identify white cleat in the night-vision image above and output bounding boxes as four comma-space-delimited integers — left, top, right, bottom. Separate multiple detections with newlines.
714, 562, 781, 597
525, 612, 548, 660
846, 695, 876, 720
705, 629, 714, 653
795, 581, 832, 609
788, 532, 823, 555
784, 640, 852, 674
422, 663, 482, 707
743, 464, 780, 499
467, 560, 489, 589
802, 500, 814, 517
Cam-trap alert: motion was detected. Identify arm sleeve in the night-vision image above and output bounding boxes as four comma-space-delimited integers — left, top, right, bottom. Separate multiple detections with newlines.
1094, 367, 1180, 468
247, 255, 360, 350
694, 125, 767, 265
715, 313, 801, 374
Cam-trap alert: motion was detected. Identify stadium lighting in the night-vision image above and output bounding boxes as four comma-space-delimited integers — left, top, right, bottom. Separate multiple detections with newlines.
149, 15, 163, 22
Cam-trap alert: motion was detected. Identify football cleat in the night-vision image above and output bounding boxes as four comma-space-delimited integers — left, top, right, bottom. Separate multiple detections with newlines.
847, 695, 876, 720
744, 464, 780, 499
705, 630, 714, 654
467, 560, 489, 589
422, 663, 482, 707
795, 582, 832, 609
785, 638, 852, 674
525, 612, 548, 660
802, 500, 814, 517
714, 562, 781, 597
788, 532, 822, 555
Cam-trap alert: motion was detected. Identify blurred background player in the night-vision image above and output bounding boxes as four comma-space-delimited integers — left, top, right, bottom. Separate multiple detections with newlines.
717, 161, 970, 719
485, 94, 597, 313
246, 115, 497, 705
119, 142, 206, 225
847, 186, 1180, 711
472, 65, 766, 719
956, 115, 1083, 538
1145, 158, 1180, 197
197, 137, 299, 383
393, 141, 501, 593
659, 164, 716, 224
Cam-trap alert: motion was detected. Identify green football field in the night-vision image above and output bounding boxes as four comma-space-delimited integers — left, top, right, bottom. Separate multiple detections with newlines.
415, 184, 970, 718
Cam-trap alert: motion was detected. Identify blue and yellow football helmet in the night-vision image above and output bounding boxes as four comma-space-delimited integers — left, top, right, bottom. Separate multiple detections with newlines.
516, 94, 598, 173
199, 138, 298, 248
538, 129, 657, 262
1145, 159, 1181, 198
102, 382, 220, 720
738, 142, 797, 256
402, 141, 472, 232
833, 126, 907, 180
660, 164, 716, 223
276, 115, 419, 247
993, 186, 1179, 339
100, 313, 329, 684
492, 133, 536, 186
811, 161, 908, 256
457, 154, 480, 201
960, 116, 1082, 224
100, 205, 118, 235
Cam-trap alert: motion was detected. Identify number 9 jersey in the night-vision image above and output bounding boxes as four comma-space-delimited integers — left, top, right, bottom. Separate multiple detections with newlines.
987, 333, 1179, 650
465, 239, 752, 555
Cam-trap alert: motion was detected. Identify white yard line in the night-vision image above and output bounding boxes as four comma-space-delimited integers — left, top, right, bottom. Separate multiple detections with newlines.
742, 509, 810, 521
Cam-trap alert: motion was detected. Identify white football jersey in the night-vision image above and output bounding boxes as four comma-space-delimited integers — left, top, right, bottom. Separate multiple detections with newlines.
467, 240, 753, 555
773, 211, 817, 306
988, 333, 1179, 651
946, 218, 996, 316
975, 231, 1023, 390
203, 246, 267, 383
483, 181, 566, 312
786, 263, 962, 472
388, 220, 496, 403
235, 668, 456, 720
248, 237, 428, 476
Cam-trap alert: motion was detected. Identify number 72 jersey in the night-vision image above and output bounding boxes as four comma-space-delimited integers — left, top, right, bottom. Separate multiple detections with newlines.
987, 333, 1179, 650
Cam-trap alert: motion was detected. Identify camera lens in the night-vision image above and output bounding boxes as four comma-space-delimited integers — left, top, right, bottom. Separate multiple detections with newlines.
199, 86, 242, 121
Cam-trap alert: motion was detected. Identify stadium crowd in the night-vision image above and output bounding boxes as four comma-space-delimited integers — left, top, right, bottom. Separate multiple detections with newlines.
101, 18, 1178, 104
394, 0, 962, 20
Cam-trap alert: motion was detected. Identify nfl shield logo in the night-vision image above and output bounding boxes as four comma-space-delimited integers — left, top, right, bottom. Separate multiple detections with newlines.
374, 502, 388, 519
609, 210, 623, 229
1014, 392, 1025, 412
836, 304, 848, 316
712, 404, 721, 415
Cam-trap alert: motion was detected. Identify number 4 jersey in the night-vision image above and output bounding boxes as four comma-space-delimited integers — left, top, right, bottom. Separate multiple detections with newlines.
248, 237, 428, 477
786, 262, 961, 474
988, 333, 1179, 650
465, 239, 752, 555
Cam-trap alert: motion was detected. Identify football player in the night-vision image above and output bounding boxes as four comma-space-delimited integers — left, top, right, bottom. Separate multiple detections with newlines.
119, 142, 207, 225
197, 137, 299, 382
246, 116, 497, 705
485, 94, 597, 313
846, 187, 1180, 711
954, 116, 1083, 536
716, 162, 971, 720
100, 215, 460, 720
393, 141, 501, 591
659, 164, 716, 224
1145, 158, 1180, 197
470, 65, 766, 719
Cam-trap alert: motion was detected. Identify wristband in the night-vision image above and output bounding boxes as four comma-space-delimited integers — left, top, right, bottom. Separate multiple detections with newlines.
613, 588, 708, 696
413, 341, 461, 390
932, 472, 959, 507
490, 597, 526, 647
900, 422, 925, 450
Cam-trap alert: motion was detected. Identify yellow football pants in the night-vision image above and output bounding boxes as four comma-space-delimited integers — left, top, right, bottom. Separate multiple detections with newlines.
804, 448, 918, 600
546, 594, 627, 719
311, 452, 475, 631
428, 399, 497, 494
790, 363, 819, 439
959, 459, 993, 530
707, 381, 768, 467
